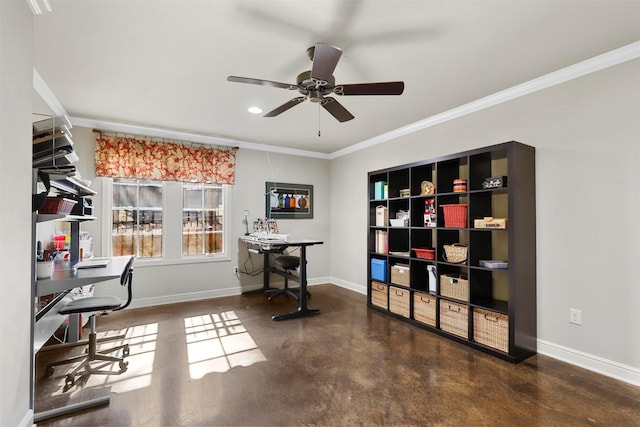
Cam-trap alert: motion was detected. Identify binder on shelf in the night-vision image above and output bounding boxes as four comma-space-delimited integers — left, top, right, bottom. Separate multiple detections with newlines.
374, 181, 386, 200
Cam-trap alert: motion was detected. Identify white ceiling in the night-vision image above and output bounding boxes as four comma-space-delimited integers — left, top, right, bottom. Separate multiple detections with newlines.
33, 1, 640, 155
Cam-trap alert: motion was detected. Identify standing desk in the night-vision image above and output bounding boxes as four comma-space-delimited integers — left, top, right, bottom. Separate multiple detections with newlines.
241, 236, 323, 320
33, 255, 133, 422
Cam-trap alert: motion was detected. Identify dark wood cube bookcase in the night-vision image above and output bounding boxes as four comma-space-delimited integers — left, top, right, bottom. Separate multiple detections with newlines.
368, 141, 536, 362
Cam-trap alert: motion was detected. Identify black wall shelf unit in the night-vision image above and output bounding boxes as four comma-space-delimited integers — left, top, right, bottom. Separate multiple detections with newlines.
367, 141, 536, 363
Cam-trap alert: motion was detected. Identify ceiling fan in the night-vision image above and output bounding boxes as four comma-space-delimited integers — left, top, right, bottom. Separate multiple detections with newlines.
227, 43, 404, 122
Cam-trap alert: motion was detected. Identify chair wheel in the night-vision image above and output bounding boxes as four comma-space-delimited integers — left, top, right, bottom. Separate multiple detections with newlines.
119, 360, 129, 372
122, 344, 130, 357
45, 365, 54, 377
65, 374, 75, 388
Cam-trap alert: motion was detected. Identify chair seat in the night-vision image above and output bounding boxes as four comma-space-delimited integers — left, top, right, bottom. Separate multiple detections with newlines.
273, 255, 300, 270
59, 296, 123, 315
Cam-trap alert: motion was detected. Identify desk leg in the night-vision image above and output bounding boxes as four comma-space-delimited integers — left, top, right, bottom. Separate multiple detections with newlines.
272, 245, 319, 321
242, 251, 278, 295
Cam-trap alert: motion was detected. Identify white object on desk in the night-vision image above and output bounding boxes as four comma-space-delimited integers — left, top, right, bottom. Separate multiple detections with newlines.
37, 260, 54, 279
247, 232, 289, 243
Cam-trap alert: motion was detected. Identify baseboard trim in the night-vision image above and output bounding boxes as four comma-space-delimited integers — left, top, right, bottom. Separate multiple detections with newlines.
19, 409, 33, 427
127, 277, 334, 309
326, 277, 367, 295
537, 339, 640, 387
128, 288, 244, 309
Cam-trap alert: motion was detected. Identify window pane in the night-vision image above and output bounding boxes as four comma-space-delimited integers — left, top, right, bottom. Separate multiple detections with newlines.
183, 183, 224, 256
112, 179, 163, 259
114, 182, 136, 207
183, 187, 203, 210
139, 183, 162, 208
204, 187, 222, 208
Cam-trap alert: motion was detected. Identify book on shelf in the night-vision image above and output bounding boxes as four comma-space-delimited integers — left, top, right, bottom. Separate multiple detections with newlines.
375, 230, 388, 254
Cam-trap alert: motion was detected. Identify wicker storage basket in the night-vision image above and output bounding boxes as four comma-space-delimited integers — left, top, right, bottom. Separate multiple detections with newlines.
389, 286, 410, 318
371, 281, 388, 309
390, 264, 410, 286
413, 293, 436, 326
440, 274, 469, 301
473, 308, 509, 352
412, 248, 435, 260
443, 244, 467, 263
441, 204, 468, 228
439, 300, 469, 338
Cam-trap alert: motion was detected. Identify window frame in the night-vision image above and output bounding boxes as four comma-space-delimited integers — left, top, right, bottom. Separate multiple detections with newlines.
102, 177, 230, 266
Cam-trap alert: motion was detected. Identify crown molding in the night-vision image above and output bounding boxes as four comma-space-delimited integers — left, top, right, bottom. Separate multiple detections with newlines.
328, 40, 640, 159
35, 41, 639, 161
32, 68, 67, 118
69, 117, 331, 159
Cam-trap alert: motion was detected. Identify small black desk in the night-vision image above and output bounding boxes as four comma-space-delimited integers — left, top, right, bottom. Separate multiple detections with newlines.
241, 236, 323, 320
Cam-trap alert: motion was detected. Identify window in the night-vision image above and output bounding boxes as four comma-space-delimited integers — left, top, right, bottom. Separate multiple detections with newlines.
183, 183, 224, 256
112, 179, 163, 258
108, 179, 228, 261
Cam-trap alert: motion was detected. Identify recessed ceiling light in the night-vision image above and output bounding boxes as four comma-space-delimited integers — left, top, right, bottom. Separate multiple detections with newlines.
248, 106, 262, 115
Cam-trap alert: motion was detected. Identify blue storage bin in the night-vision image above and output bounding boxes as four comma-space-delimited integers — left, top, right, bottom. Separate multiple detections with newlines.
371, 258, 387, 281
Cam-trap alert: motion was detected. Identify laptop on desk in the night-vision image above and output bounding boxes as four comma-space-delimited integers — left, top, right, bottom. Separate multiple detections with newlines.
74, 258, 111, 269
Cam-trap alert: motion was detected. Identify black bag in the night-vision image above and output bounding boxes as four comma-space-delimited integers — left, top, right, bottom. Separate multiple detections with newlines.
32, 171, 51, 212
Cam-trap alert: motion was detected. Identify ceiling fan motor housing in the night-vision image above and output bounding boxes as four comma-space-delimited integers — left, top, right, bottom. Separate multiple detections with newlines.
297, 70, 336, 97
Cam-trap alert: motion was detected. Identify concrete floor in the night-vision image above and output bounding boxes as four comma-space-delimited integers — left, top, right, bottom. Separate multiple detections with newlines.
35, 284, 640, 426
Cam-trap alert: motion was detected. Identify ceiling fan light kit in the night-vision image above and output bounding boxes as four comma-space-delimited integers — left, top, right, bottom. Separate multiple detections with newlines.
227, 43, 404, 123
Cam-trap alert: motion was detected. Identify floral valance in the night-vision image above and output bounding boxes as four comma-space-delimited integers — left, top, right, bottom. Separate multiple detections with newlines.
95, 134, 236, 184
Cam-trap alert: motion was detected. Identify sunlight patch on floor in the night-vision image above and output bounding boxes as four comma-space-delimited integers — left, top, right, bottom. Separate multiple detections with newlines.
184, 311, 266, 379
53, 322, 159, 396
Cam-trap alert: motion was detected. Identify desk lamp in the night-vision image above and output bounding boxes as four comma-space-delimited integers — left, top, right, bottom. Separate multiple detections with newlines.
243, 210, 250, 235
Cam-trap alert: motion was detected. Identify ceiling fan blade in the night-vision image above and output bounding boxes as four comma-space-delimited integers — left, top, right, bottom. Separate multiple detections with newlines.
321, 97, 354, 122
337, 81, 405, 96
310, 43, 342, 85
263, 97, 307, 117
227, 76, 296, 90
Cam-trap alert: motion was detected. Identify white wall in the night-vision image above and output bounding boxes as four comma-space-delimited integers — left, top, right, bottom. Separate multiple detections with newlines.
330, 58, 640, 383
68, 127, 331, 306
0, 2, 35, 426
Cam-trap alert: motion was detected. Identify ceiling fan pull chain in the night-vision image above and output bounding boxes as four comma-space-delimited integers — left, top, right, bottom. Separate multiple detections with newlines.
318, 104, 321, 137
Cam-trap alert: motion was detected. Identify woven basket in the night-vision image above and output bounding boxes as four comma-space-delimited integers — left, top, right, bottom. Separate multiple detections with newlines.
473, 308, 509, 352
413, 293, 436, 326
371, 281, 388, 309
440, 274, 469, 301
441, 204, 467, 228
390, 264, 410, 286
443, 244, 467, 263
389, 286, 410, 318
439, 300, 468, 338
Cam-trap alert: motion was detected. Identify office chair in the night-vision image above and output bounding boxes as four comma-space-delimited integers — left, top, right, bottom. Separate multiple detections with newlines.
267, 255, 310, 301
45, 257, 134, 390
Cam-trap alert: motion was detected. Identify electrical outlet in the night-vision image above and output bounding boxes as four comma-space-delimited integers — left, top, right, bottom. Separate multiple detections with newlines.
569, 308, 582, 325
234, 267, 238, 274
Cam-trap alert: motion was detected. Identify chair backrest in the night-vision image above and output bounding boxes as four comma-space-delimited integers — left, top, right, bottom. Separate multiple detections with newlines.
114, 256, 135, 312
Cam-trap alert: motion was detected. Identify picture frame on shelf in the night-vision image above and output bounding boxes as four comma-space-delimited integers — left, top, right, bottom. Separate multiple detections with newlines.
265, 182, 313, 219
